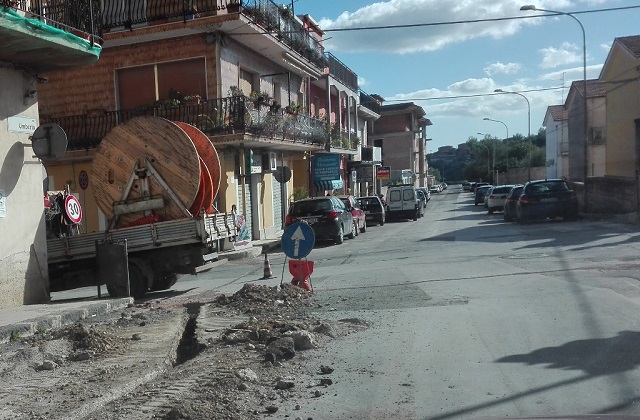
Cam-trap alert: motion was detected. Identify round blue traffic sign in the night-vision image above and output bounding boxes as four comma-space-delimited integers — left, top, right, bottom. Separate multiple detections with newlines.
281, 222, 315, 259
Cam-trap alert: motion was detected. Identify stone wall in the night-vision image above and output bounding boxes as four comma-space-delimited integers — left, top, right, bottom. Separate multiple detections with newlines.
500, 167, 546, 185
569, 176, 639, 214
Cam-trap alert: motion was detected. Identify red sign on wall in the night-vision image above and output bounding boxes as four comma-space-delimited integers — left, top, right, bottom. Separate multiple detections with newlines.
377, 166, 390, 180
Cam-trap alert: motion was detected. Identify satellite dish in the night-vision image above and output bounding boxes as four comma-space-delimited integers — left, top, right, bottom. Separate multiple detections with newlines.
274, 166, 292, 183
31, 123, 67, 161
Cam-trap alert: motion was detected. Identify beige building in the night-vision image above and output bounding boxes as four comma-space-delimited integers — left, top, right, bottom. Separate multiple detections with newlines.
600, 35, 640, 178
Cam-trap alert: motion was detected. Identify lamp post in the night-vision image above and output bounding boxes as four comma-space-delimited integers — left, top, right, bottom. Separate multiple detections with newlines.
520, 4, 588, 209
476, 133, 491, 180
494, 89, 530, 180
483, 118, 507, 183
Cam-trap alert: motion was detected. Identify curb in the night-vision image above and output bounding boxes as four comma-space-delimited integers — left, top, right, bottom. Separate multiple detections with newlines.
0, 297, 133, 344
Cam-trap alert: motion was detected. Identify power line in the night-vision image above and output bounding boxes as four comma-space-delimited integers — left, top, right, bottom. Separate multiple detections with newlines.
227, 5, 640, 36
320, 5, 640, 33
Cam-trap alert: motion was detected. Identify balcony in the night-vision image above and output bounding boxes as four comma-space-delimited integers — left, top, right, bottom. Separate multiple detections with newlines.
0, 0, 103, 72
359, 90, 381, 119
326, 53, 358, 92
101, 0, 326, 75
46, 96, 328, 151
328, 126, 359, 153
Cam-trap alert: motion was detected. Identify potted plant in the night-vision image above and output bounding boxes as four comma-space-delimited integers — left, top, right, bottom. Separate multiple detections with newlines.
183, 94, 201, 105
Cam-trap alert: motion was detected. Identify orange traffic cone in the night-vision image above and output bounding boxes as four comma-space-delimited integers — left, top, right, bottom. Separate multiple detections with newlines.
289, 260, 313, 291
260, 253, 274, 279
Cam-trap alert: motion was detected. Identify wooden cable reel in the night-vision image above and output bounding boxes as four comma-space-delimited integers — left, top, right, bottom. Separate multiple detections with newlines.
91, 116, 221, 227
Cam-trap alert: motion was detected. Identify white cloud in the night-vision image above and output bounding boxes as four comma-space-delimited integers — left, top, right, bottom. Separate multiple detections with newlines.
317, 0, 533, 54
539, 42, 582, 68
484, 62, 521, 76
358, 76, 368, 86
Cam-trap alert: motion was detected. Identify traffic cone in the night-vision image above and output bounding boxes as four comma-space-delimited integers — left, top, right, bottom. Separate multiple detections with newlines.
260, 253, 274, 279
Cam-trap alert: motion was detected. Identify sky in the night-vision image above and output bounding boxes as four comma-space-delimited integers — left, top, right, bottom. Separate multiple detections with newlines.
292, 0, 640, 152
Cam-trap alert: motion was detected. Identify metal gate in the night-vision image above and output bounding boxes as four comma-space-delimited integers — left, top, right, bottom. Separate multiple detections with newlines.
236, 179, 252, 241
273, 177, 283, 231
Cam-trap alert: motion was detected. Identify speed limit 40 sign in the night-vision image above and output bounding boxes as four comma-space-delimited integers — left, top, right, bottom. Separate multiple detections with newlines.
64, 195, 83, 224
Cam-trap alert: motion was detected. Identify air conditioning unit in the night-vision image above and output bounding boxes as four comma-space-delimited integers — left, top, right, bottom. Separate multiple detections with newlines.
262, 152, 277, 172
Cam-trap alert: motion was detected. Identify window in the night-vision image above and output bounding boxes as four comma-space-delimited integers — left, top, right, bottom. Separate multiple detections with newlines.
389, 190, 401, 202
239, 69, 255, 96
403, 189, 415, 200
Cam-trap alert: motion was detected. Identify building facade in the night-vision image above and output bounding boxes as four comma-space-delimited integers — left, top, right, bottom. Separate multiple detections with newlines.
544, 105, 568, 180
0, 2, 102, 307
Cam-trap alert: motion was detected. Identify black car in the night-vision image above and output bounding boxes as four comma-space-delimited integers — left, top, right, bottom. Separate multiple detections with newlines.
285, 197, 355, 244
503, 185, 524, 221
357, 196, 386, 226
516, 179, 579, 224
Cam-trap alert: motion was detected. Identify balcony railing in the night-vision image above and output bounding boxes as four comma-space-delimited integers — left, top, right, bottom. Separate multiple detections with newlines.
360, 91, 381, 115
47, 96, 328, 151
326, 53, 358, 92
240, 0, 326, 69
3, 0, 103, 43
99, 0, 326, 69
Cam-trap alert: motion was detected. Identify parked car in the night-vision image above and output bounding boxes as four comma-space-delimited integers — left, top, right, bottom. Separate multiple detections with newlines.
474, 185, 493, 206
417, 187, 431, 202
386, 185, 419, 221
415, 189, 427, 217
285, 196, 355, 244
469, 182, 477, 192
516, 179, 579, 224
441, 182, 448, 190
462, 181, 471, 191
503, 185, 524, 221
483, 187, 493, 208
357, 196, 386, 226
486, 185, 515, 214
338, 195, 366, 234
430, 185, 440, 194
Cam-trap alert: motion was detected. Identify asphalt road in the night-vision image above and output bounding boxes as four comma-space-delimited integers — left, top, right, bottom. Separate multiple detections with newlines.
52, 185, 640, 418
192, 185, 640, 419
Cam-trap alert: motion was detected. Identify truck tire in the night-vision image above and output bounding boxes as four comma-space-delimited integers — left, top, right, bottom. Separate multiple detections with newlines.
128, 258, 151, 299
151, 272, 178, 291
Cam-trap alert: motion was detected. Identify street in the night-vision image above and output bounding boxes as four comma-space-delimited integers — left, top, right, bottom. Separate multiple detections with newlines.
43, 185, 640, 418
196, 184, 640, 418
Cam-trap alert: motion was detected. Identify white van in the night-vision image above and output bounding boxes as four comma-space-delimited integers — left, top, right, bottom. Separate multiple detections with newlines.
385, 185, 419, 221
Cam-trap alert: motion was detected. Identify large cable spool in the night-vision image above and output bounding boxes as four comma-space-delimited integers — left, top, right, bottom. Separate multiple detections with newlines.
91, 116, 219, 227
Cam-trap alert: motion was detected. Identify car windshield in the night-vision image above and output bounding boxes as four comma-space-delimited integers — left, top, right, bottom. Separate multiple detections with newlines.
290, 199, 332, 215
358, 198, 381, 209
526, 181, 570, 194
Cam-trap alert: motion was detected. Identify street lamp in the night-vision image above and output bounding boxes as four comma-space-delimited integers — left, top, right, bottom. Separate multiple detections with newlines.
520, 4, 588, 209
483, 118, 506, 183
494, 89, 531, 180
476, 133, 491, 179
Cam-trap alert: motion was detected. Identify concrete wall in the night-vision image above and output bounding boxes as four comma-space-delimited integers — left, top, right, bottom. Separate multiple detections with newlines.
501, 166, 546, 185
570, 177, 639, 215
0, 68, 50, 307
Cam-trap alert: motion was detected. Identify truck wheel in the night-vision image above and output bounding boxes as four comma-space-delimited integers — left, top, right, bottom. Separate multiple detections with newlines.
151, 273, 178, 291
128, 258, 151, 299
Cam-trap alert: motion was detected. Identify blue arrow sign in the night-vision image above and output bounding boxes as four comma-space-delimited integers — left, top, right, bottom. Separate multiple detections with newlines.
281, 222, 315, 259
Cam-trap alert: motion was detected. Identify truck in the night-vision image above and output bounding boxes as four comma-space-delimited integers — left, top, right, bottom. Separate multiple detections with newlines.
46, 116, 237, 298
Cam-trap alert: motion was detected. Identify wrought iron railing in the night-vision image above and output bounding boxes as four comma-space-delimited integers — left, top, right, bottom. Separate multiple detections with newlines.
47, 96, 329, 150
240, 0, 326, 69
326, 53, 358, 92
2, 0, 103, 44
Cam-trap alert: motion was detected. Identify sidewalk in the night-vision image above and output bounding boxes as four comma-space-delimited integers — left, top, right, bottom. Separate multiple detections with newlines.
0, 236, 282, 344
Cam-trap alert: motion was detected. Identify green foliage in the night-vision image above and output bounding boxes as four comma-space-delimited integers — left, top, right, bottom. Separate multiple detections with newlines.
10, 330, 21, 342
291, 187, 309, 201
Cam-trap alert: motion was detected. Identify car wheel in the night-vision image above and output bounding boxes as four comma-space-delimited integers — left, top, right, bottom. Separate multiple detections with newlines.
474, 202, 478, 206
379, 214, 385, 226
517, 210, 528, 225
413, 211, 418, 221
488, 209, 493, 215
334, 225, 344, 244
564, 212, 579, 222
360, 220, 367, 233
347, 221, 357, 239
504, 211, 511, 222
354, 219, 359, 236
